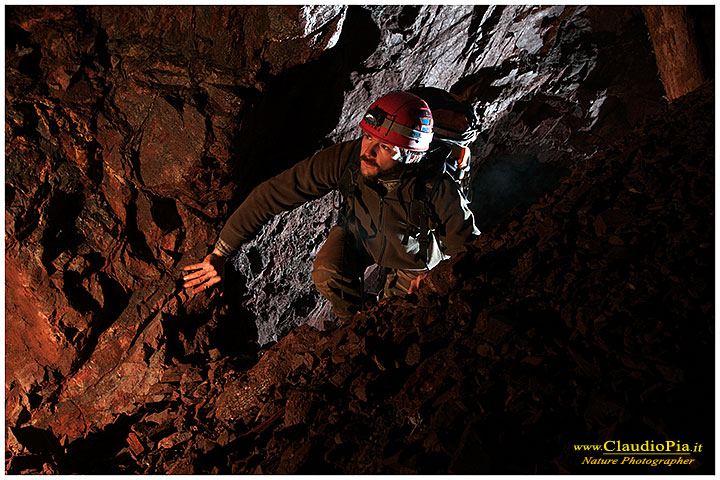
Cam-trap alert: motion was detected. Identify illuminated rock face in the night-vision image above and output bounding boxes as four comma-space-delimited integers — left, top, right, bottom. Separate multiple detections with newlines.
6, 3, 349, 454
4, 5, 713, 474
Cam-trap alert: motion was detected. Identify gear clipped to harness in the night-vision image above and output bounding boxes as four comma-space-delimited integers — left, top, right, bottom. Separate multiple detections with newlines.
409, 86, 480, 199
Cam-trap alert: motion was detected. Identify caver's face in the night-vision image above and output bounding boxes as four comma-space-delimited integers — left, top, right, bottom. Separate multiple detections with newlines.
359, 134, 404, 180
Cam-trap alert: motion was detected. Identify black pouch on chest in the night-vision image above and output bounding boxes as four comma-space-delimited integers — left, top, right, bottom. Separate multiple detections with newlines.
401, 197, 431, 246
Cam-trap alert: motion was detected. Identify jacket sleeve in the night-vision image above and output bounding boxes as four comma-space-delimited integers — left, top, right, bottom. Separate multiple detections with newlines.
431, 177, 481, 257
217, 140, 359, 252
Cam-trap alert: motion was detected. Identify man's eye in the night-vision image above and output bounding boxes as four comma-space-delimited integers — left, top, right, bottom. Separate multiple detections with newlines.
382, 144, 392, 151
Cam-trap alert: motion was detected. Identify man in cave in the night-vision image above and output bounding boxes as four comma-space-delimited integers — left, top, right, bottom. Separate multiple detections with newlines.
182, 90, 480, 320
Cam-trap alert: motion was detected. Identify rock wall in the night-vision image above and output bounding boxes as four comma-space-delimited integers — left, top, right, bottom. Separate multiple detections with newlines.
6, 3, 349, 451
4, 5, 712, 472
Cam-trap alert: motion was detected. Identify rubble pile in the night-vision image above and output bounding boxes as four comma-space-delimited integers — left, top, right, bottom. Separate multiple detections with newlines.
9, 81, 712, 474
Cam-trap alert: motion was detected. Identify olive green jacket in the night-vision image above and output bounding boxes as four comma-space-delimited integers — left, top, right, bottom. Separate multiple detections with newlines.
217, 139, 480, 271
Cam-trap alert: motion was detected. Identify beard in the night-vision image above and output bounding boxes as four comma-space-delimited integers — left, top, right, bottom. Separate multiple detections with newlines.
359, 155, 405, 181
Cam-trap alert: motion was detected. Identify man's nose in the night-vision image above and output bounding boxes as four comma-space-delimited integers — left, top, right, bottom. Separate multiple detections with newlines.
363, 141, 378, 158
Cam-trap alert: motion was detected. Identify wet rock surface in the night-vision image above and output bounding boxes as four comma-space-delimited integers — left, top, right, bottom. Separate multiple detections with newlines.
5, 5, 714, 474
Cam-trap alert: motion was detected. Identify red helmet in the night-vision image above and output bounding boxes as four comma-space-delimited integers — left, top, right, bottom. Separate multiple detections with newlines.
359, 91, 434, 152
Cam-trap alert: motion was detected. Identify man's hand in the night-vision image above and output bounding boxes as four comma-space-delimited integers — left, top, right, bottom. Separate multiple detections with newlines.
183, 250, 226, 295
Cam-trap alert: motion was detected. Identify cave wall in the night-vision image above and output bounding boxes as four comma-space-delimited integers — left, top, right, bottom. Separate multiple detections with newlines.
6, 3, 349, 449
4, 4, 708, 459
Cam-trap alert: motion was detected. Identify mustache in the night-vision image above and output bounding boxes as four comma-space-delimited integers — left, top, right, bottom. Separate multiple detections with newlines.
360, 155, 378, 167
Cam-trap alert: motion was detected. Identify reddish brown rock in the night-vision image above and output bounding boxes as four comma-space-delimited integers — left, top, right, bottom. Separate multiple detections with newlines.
5, 4, 351, 449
